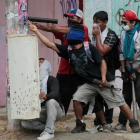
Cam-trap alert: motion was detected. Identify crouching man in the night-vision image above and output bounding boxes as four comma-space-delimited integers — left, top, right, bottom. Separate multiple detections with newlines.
21, 58, 64, 140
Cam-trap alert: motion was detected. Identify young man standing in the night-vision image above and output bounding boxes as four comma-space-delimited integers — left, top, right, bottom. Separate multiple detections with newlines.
33, 8, 88, 114
87, 11, 119, 133
112, 10, 140, 133
28, 23, 139, 134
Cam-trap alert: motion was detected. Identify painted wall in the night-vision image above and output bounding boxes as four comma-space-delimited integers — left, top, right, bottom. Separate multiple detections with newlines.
0, 0, 6, 106
84, 0, 140, 37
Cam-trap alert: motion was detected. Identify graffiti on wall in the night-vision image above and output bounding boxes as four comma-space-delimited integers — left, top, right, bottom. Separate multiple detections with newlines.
60, 0, 77, 18
116, 0, 140, 26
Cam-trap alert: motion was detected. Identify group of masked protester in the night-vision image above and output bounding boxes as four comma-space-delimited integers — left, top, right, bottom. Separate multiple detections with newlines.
21, 8, 140, 140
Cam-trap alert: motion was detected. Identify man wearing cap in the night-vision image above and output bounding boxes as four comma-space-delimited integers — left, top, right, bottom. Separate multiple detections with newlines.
33, 8, 89, 115
28, 23, 139, 134
112, 10, 140, 133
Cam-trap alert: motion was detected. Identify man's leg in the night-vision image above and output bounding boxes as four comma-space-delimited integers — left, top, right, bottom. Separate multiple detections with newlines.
112, 81, 132, 132
37, 99, 64, 140
99, 80, 139, 133
56, 74, 77, 114
71, 83, 98, 133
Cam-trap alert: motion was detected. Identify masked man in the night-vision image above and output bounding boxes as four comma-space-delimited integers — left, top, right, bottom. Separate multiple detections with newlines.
33, 8, 89, 114
21, 59, 64, 140
112, 10, 140, 133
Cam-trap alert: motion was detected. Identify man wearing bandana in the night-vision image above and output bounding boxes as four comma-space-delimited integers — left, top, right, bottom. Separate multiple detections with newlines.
28, 23, 139, 134
112, 10, 140, 133
33, 8, 89, 114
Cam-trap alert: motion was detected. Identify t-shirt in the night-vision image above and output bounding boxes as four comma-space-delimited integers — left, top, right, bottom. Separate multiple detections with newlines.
55, 25, 89, 74
92, 27, 118, 75
55, 43, 115, 83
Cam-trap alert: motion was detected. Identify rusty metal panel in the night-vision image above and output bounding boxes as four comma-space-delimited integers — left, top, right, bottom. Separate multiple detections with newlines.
84, 0, 140, 36
7, 35, 41, 119
0, 26, 6, 106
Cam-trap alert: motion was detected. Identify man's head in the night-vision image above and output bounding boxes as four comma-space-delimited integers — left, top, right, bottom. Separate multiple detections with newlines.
39, 58, 45, 67
64, 8, 83, 27
121, 10, 139, 31
67, 24, 85, 47
93, 11, 108, 32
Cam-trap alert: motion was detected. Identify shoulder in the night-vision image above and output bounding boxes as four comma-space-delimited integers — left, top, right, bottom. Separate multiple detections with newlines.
107, 29, 117, 38
48, 76, 59, 84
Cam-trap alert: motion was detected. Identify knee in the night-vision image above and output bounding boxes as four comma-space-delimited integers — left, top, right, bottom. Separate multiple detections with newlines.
45, 99, 56, 107
21, 120, 28, 129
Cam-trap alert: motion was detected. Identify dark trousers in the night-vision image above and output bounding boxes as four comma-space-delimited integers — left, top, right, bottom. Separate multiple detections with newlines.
119, 71, 140, 126
93, 94, 113, 125
56, 74, 77, 114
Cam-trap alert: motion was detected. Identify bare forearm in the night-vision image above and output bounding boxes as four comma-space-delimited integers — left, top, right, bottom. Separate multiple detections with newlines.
100, 60, 107, 81
121, 60, 125, 72
35, 30, 60, 53
96, 35, 105, 56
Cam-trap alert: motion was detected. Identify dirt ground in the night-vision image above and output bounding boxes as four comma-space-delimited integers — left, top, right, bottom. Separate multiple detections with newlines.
0, 111, 140, 140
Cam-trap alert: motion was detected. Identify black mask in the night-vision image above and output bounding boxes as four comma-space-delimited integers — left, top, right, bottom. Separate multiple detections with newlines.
68, 19, 80, 27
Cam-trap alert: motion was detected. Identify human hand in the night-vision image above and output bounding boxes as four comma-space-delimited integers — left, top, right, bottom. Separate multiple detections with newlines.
39, 92, 47, 100
122, 72, 130, 82
92, 26, 100, 37
28, 24, 38, 33
47, 23, 55, 31
99, 78, 107, 88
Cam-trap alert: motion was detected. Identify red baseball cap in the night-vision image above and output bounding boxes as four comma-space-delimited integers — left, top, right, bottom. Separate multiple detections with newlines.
122, 10, 139, 21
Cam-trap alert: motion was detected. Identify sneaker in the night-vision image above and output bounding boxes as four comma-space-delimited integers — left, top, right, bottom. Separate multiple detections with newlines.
86, 125, 101, 134
71, 119, 86, 133
102, 123, 112, 132
111, 123, 127, 132
129, 119, 140, 133
37, 132, 54, 140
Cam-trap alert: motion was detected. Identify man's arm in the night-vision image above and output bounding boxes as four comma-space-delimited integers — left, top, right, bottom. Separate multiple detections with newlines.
121, 60, 126, 72
100, 59, 107, 83
28, 24, 60, 53
33, 22, 70, 34
92, 27, 112, 56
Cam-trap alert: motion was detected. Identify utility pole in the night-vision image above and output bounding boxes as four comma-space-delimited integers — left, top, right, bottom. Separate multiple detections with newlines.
5, 0, 27, 132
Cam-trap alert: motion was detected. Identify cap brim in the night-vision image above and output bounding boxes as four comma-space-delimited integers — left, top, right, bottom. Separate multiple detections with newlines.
64, 13, 76, 17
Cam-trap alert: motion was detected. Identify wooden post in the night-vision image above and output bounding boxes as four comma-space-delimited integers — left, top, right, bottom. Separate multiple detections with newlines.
5, 0, 27, 132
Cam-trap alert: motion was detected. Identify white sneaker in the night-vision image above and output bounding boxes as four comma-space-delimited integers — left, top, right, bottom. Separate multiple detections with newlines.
86, 125, 101, 134
37, 132, 54, 140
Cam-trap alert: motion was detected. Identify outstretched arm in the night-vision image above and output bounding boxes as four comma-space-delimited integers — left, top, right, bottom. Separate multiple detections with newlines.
28, 24, 60, 53
32, 22, 70, 34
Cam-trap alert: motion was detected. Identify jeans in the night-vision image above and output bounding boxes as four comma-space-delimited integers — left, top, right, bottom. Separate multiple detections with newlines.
21, 99, 64, 134
119, 71, 140, 126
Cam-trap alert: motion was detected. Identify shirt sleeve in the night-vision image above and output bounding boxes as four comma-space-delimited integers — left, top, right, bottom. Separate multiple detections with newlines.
47, 76, 59, 100
90, 44, 103, 64
55, 43, 69, 60
104, 31, 118, 48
